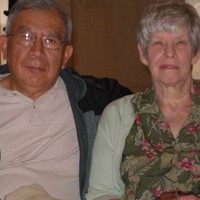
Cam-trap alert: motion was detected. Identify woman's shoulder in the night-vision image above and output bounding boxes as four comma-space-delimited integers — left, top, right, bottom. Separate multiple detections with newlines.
104, 91, 147, 111
105, 94, 134, 111
100, 94, 136, 123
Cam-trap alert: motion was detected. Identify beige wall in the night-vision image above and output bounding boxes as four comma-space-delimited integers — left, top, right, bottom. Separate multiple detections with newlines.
186, 0, 200, 79
0, 0, 8, 64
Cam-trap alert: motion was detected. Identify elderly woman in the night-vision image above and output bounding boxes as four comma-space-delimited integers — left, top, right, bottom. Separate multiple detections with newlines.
86, 1, 200, 200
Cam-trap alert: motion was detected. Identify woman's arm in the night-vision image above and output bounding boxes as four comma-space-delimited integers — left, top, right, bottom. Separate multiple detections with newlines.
86, 95, 135, 200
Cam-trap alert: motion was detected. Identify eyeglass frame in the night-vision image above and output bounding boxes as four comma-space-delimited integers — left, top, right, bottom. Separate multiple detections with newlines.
6, 32, 67, 50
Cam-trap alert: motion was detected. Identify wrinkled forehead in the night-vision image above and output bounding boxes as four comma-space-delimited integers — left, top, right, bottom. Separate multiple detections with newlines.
10, 8, 66, 35
10, 7, 64, 27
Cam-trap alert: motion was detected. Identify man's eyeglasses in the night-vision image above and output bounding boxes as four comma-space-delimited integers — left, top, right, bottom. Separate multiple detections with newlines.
7, 32, 66, 50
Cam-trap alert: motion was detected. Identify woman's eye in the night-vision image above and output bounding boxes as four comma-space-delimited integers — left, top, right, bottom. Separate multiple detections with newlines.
176, 40, 188, 47
151, 41, 164, 47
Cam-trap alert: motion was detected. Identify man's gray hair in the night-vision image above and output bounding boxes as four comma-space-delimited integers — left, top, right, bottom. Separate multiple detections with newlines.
5, 0, 72, 45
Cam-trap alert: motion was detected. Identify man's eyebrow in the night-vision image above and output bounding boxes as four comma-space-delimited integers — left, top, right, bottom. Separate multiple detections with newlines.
21, 28, 61, 38
46, 32, 62, 39
16, 26, 32, 33
13, 26, 63, 39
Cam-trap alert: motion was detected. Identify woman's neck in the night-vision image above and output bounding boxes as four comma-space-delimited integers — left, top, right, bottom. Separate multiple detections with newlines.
155, 87, 193, 138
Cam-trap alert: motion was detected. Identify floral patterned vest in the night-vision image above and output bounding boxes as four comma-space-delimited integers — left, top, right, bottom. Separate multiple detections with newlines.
120, 83, 200, 200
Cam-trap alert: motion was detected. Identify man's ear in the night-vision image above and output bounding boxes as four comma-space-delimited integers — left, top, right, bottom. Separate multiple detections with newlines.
62, 44, 73, 69
137, 43, 148, 66
0, 35, 8, 60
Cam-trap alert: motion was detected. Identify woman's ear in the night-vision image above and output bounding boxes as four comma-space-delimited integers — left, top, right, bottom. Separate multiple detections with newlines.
137, 43, 148, 66
62, 44, 73, 69
192, 49, 200, 65
0, 35, 8, 60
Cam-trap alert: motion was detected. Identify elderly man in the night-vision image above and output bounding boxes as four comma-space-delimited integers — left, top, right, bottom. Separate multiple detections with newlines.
0, 0, 131, 199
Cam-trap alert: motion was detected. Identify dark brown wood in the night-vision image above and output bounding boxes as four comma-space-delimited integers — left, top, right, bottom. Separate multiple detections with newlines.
71, 0, 157, 92
63, 0, 184, 92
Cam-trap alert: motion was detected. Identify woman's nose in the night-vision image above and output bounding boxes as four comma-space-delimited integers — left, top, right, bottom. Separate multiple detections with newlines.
165, 43, 176, 58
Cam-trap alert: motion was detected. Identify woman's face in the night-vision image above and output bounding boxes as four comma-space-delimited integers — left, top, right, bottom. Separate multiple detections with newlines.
138, 30, 200, 87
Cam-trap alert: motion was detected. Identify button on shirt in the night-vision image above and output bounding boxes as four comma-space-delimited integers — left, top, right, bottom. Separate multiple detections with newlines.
0, 75, 80, 200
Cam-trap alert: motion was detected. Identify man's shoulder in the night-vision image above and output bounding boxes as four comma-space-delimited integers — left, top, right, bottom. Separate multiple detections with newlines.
63, 67, 131, 89
0, 64, 9, 74
61, 67, 132, 114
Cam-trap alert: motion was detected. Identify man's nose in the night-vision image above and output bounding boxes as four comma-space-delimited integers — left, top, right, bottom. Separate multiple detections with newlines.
29, 38, 45, 57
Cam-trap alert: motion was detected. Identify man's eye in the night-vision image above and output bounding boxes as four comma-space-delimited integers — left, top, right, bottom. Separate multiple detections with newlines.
20, 33, 32, 40
45, 37, 58, 44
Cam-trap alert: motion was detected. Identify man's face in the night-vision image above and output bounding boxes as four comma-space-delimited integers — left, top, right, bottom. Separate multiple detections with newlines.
1, 8, 72, 98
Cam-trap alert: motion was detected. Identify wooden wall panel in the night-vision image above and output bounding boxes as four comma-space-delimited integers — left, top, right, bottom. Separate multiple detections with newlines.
6, 0, 186, 92
5, 1, 186, 92
55, 0, 71, 15
71, 0, 157, 92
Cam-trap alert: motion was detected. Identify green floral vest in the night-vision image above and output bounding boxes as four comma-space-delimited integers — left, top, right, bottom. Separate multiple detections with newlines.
120, 83, 200, 200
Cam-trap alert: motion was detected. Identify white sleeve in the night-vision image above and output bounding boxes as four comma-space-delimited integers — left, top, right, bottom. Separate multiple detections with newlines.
86, 95, 135, 200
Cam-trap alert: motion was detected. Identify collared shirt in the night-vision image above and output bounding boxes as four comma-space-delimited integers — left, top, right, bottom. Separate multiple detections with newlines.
121, 86, 200, 199
0, 75, 80, 200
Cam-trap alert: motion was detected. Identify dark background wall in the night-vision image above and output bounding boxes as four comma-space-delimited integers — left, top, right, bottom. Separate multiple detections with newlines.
8, 0, 185, 92
71, 0, 185, 92
71, 0, 155, 92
